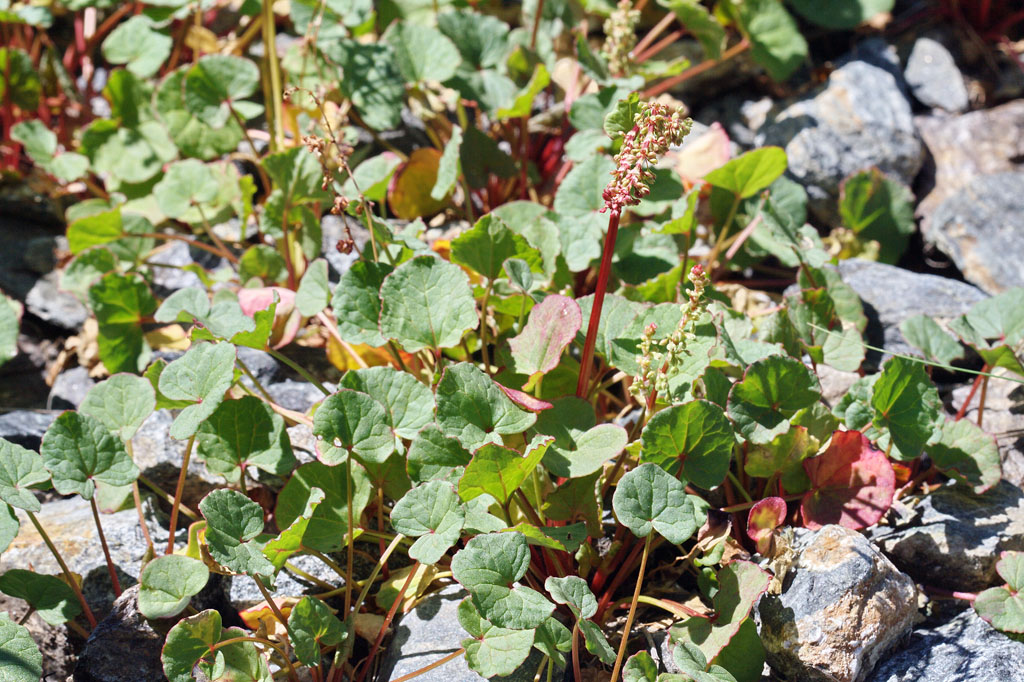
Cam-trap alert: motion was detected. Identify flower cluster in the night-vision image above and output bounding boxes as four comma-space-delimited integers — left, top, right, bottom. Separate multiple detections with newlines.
631, 264, 711, 402
602, 101, 692, 213
602, 0, 640, 76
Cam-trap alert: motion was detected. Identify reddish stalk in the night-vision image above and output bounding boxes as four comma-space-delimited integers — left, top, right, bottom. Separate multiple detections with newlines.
977, 374, 990, 428
643, 38, 750, 99
26, 511, 98, 628
633, 29, 684, 64
165, 435, 196, 555
632, 11, 675, 57
90, 497, 122, 597
955, 365, 988, 420
354, 563, 419, 682
576, 210, 622, 398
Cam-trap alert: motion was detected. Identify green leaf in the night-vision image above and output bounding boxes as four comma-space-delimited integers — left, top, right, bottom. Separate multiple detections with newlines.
509, 295, 582, 382
0, 569, 80, 625
263, 487, 324, 570
295, 258, 330, 317
535, 398, 627, 479
0, 439, 49, 512
196, 396, 296, 481
138, 555, 210, 619
899, 314, 964, 366
275, 461, 372, 553
11, 120, 87, 183
458, 599, 535, 678
40, 412, 138, 500
727, 356, 820, 444
704, 147, 787, 199
339, 366, 435, 440
435, 363, 537, 450
544, 575, 597, 619
554, 154, 615, 217
624, 651, 659, 682
431, 126, 463, 201
384, 21, 461, 84
497, 63, 550, 120
459, 437, 552, 506
407, 425, 473, 484
437, 10, 510, 69
534, 616, 572, 667
156, 288, 257, 341
451, 214, 542, 282
158, 342, 236, 440
391, 480, 466, 564
787, 0, 893, 29
155, 66, 243, 160
101, 16, 172, 78
262, 145, 330, 204
379, 256, 479, 352
200, 489, 275, 578
0, 613, 42, 682
184, 55, 261, 128
670, 561, 772, 664
603, 92, 642, 139
340, 152, 401, 203
80, 373, 156, 441
974, 551, 1024, 634
162, 609, 223, 682
88, 271, 157, 374
313, 389, 394, 465
0, 48, 40, 110
580, 619, 616, 665
0, 504, 19, 554
723, 0, 807, 81
570, 86, 633, 132
612, 463, 705, 544
838, 169, 914, 263
949, 288, 1024, 378
925, 418, 1002, 494
0, 296, 18, 370
153, 159, 219, 219
870, 356, 941, 460
640, 400, 735, 490
288, 596, 347, 666
324, 39, 404, 130
657, 0, 725, 58
331, 261, 393, 347
743, 426, 817, 493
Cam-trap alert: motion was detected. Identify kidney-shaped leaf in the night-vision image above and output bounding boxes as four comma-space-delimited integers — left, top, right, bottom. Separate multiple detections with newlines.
200, 489, 274, 578
0, 613, 42, 682
451, 214, 541, 282
545, 575, 597, 620
158, 341, 236, 440
612, 463, 705, 544
727, 356, 820, 444
509, 294, 581, 382
640, 400, 735, 490
80, 373, 156, 442
870, 356, 941, 460
458, 598, 535, 678
339, 367, 435, 440
0, 569, 81, 625
436, 363, 536, 451
138, 555, 210, 619
391, 480, 466, 564
196, 396, 296, 481
331, 261, 393, 348
379, 255, 478, 352
407, 424, 473, 484
974, 551, 1024, 634
288, 596, 348, 666
276, 462, 372, 553
459, 437, 551, 506
704, 147, 787, 198
162, 609, 222, 682
313, 389, 394, 466
800, 430, 894, 530
263, 487, 324, 570
746, 497, 787, 556
0, 438, 50, 512
925, 418, 1001, 494
41, 411, 139, 500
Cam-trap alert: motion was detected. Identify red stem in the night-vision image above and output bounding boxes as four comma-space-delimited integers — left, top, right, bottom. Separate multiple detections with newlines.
954, 365, 988, 421
577, 210, 621, 398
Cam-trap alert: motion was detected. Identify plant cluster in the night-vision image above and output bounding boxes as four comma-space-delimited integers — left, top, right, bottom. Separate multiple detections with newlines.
1, 1, 1023, 682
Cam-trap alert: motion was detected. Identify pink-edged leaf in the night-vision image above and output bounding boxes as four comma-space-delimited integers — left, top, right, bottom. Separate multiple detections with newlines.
497, 384, 554, 412
800, 430, 894, 530
508, 295, 581, 383
237, 287, 302, 349
975, 552, 1024, 633
747, 497, 787, 555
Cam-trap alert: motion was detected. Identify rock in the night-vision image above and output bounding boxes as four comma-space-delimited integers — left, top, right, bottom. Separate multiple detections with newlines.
949, 375, 1024, 488
377, 584, 542, 682
695, 94, 772, 148
836, 259, 986, 367
48, 366, 95, 410
322, 214, 367, 283
869, 481, 1024, 592
758, 525, 918, 682
904, 37, 969, 113
1, 496, 172, 617
269, 379, 326, 413
72, 586, 165, 682
915, 100, 1024, 232
236, 346, 282, 389
867, 608, 1024, 681
131, 409, 222, 507
25, 272, 89, 331
926, 172, 1024, 294
0, 410, 57, 450
755, 49, 922, 225
816, 364, 861, 408
225, 552, 339, 611
0, 594, 76, 680
148, 240, 231, 298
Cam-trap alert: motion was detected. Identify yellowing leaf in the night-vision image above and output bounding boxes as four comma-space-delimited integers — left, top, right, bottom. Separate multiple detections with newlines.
388, 148, 448, 220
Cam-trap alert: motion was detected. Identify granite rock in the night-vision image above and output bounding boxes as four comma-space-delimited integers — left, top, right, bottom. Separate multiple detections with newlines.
756, 49, 922, 225
225, 552, 339, 611
24, 272, 89, 331
0, 410, 57, 450
71, 586, 165, 682
268, 379, 326, 413
904, 37, 969, 113
48, 366, 95, 410
867, 608, 1024, 682
869, 481, 1024, 592
926, 172, 1024, 294
131, 409, 222, 506
758, 525, 918, 682
836, 259, 986, 367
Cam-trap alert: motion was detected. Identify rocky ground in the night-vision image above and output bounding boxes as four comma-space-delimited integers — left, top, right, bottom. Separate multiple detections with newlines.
2, 23, 1024, 682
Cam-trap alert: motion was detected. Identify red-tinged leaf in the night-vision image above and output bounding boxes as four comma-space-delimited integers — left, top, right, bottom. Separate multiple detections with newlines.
508, 295, 582, 383
747, 497, 786, 555
237, 287, 302, 349
800, 430, 895, 530
497, 384, 554, 412
388, 148, 447, 220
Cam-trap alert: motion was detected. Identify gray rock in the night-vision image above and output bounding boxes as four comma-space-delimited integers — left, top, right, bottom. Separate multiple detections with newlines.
0, 410, 57, 450
377, 584, 543, 682
0, 594, 76, 680
236, 346, 282, 388
131, 409, 222, 507
225, 552, 339, 610
695, 94, 772, 148
755, 54, 922, 225
322, 214, 367, 283
148, 240, 231, 297
816, 364, 861, 408
25, 272, 89, 331
269, 380, 327, 413
48, 366, 95, 410
867, 608, 1024, 682
949, 374, 1024, 488
926, 172, 1024, 294
72, 586, 165, 682
869, 481, 1024, 592
836, 259, 986, 366
758, 525, 918, 682
904, 37, 969, 113
915, 101, 1024, 224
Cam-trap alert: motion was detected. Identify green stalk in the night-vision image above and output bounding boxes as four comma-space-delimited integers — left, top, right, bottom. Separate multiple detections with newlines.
345, 452, 355, 615
610, 533, 652, 682
26, 510, 98, 628
351, 533, 406, 616
166, 435, 196, 555
267, 349, 330, 396
90, 496, 122, 597
261, 0, 284, 151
